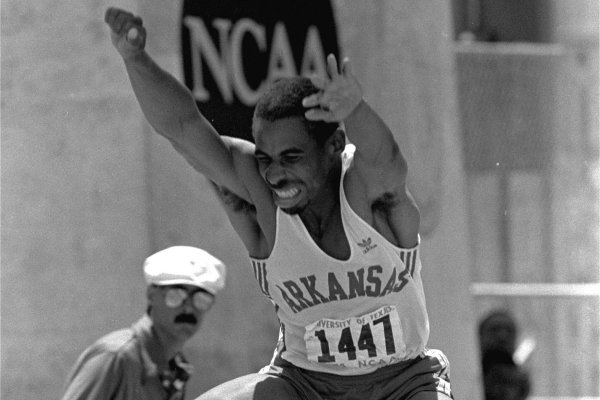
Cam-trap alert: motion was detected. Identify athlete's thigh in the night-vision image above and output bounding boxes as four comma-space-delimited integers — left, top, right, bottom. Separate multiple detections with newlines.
408, 391, 453, 400
195, 373, 303, 400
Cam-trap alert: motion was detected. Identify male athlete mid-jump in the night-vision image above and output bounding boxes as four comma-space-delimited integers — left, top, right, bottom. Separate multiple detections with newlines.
106, 7, 454, 400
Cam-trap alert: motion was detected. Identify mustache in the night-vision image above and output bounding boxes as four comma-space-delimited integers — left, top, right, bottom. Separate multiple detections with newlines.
174, 313, 198, 324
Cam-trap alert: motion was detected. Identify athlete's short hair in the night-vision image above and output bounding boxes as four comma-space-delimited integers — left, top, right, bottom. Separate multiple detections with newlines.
252, 76, 339, 146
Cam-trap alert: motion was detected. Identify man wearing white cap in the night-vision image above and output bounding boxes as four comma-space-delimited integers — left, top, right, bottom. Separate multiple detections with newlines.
61, 246, 226, 400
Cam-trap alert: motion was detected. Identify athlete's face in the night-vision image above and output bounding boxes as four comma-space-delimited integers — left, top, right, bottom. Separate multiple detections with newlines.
147, 284, 213, 343
253, 117, 334, 214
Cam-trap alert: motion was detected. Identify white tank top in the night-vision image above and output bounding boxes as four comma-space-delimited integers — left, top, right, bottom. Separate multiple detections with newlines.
250, 145, 429, 375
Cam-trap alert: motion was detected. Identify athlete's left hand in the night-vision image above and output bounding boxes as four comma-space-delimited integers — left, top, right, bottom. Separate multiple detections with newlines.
302, 54, 363, 123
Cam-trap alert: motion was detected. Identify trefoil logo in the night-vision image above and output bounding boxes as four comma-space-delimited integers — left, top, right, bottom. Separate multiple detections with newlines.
357, 237, 377, 254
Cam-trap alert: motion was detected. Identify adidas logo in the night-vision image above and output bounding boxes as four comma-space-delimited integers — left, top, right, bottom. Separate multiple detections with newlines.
357, 237, 377, 254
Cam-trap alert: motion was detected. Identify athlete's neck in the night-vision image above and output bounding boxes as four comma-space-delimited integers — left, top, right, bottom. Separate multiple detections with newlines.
299, 161, 342, 240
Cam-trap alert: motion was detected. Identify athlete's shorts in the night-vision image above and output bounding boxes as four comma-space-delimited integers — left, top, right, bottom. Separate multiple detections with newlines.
260, 348, 453, 400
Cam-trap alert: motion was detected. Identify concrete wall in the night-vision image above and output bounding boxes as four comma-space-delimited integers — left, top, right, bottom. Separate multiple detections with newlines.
1, 1, 152, 398
1, 0, 479, 398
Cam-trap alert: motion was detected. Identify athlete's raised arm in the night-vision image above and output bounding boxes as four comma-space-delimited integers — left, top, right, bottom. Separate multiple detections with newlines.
104, 7, 251, 202
303, 54, 420, 247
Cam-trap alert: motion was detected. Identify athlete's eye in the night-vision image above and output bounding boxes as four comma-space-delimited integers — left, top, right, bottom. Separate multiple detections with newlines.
255, 154, 271, 164
282, 154, 302, 163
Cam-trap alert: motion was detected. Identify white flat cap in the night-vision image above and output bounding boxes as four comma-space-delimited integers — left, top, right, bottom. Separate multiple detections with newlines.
143, 246, 226, 295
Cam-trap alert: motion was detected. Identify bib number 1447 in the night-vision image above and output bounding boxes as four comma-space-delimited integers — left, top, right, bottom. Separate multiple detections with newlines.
304, 305, 405, 368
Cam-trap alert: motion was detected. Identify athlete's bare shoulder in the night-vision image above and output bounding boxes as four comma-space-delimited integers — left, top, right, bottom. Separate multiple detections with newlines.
218, 136, 277, 257
221, 136, 271, 203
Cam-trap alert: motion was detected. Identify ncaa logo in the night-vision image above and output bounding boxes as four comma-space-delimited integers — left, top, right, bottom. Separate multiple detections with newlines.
181, 0, 340, 141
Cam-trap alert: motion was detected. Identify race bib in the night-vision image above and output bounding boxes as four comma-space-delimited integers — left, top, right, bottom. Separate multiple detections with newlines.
304, 305, 406, 368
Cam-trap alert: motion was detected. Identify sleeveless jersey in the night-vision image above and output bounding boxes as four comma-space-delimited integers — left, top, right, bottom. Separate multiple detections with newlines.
250, 145, 430, 375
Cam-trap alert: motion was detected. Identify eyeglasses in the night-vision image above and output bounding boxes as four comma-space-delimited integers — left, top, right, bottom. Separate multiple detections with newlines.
162, 287, 214, 311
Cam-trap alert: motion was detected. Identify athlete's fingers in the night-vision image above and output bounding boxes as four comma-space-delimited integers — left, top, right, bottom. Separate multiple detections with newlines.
105, 8, 142, 34
127, 27, 139, 43
302, 93, 321, 108
114, 11, 132, 33
305, 108, 334, 122
124, 23, 146, 47
106, 11, 127, 33
127, 16, 143, 29
104, 7, 119, 24
308, 74, 327, 90
326, 54, 340, 78
341, 57, 352, 76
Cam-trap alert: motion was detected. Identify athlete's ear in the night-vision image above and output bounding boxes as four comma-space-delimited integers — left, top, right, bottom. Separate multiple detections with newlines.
327, 129, 346, 155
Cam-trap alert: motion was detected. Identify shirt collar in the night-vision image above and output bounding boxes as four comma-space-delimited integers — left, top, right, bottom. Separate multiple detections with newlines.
132, 315, 194, 387
132, 315, 170, 375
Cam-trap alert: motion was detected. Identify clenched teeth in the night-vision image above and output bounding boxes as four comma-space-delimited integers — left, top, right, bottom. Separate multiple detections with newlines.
274, 187, 299, 199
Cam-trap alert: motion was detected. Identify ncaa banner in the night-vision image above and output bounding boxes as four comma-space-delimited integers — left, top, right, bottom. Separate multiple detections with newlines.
181, 0, 339, 141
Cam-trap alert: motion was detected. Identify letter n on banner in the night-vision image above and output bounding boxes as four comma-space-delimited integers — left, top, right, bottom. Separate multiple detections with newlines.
181, 0, 339, 141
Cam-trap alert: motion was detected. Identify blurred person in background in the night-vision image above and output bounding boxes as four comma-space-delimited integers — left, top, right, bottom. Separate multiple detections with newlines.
479, 310, 531, 400
479, 310, 517, 356
61, 246, 226, 400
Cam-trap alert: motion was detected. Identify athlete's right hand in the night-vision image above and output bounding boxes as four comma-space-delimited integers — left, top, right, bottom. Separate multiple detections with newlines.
104, 7, 146, 60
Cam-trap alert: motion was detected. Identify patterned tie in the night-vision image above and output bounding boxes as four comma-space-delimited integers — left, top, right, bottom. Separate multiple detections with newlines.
159, 353, 194, 400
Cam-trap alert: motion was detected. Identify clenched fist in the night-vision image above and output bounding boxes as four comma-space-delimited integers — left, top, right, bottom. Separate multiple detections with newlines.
104, 7, 147, 60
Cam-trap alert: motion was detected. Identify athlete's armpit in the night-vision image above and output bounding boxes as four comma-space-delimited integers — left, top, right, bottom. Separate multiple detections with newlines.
212, 182, 256, 214
372, 189, 420, 249
372, 191, 401, 212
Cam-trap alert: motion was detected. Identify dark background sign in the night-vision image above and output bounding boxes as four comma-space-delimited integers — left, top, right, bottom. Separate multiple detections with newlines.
181, 0, 339, 141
